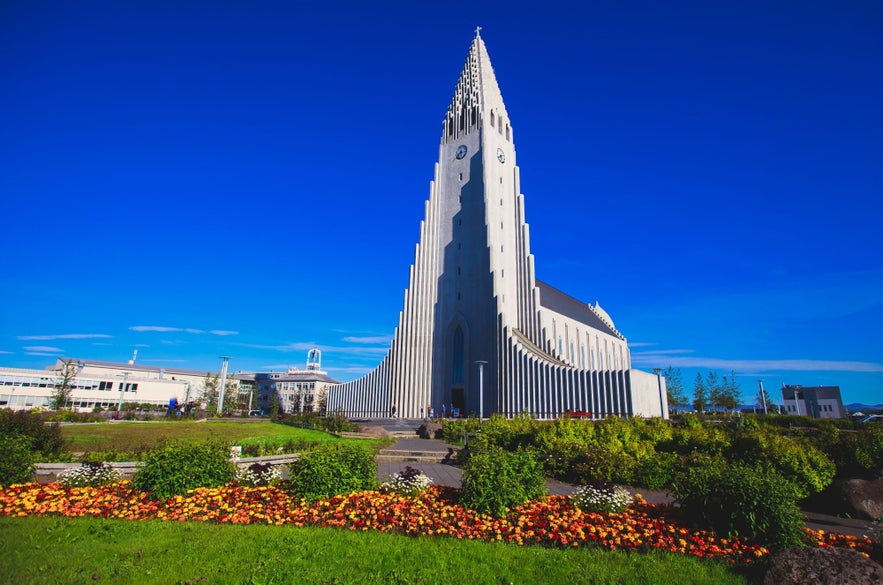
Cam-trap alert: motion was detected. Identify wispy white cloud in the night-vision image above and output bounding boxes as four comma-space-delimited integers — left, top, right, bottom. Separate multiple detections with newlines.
23, 345, 63, 353
17, 333, 112, 341
343, 335, 393, 344
627, 342, 656, 348
241, 342, 388, 357
0, 350, 13, 354
631, 351, 883, 373
130, 326, 236, 335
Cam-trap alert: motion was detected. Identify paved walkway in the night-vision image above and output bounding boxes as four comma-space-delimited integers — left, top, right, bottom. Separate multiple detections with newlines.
375, 437, 875, 538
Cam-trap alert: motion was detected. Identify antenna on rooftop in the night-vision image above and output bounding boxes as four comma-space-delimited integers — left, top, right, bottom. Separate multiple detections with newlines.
128, 349, 138, 365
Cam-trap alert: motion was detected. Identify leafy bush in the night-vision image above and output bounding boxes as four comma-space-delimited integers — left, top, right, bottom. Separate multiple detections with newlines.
380, 465, 433, 496
133, 441, 235, 500
441, 417, 483, 445
460, 446, 545, 517
0, 434, 35, 487
234, 462, 282, 487
45, 410, 102, 423
571, 482, 632, 513
287, 443, 376, 500
729, 431, 835, 498
570, 445, 638, 485
673, 463, 806, 551
57, 462, 121, 487
633, 451, 679, 490
0, 409, 67, 460
821, 426, 883, 479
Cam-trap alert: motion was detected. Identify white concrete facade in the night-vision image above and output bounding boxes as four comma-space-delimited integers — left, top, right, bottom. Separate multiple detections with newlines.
0, 365, 190, 412
327, 33, 667, 420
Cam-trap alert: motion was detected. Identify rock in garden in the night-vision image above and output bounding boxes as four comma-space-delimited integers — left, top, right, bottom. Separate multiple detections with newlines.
841, 478, 883, 520
762, 546, 883, 585
418, 422, 443, 439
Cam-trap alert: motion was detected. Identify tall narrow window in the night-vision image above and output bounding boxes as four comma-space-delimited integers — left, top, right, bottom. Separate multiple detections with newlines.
452, 326, 465, 385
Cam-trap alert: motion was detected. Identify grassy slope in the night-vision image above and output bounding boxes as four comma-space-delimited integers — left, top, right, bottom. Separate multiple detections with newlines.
62, 421, 387, 454
0, 516, 750, 585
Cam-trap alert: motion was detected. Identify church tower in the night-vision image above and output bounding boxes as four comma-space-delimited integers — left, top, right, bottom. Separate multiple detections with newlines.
328, 31, 667, 419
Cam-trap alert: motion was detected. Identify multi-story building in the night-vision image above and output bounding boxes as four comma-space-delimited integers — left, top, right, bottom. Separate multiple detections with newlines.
236, 350, 339, 414
0, 363, 191, 412
781, 385, 846, 419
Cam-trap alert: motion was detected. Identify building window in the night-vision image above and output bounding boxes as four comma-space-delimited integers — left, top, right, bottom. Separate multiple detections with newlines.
452, 326, 465, 385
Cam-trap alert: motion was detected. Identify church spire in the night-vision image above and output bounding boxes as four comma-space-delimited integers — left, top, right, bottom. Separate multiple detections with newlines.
442, 30, 511, 144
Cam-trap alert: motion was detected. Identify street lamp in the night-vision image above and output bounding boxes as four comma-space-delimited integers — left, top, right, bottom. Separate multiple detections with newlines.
474, 360, 488, 420
117, 372, 129, 412
757, 379, 768, 415
217, 356, 231, 416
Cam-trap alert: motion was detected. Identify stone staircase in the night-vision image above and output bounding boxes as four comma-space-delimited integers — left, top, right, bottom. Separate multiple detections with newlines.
376, 445, 459, 464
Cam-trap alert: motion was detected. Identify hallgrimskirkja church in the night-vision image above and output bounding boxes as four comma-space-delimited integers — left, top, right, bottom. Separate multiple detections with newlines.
327, 31, 667, 419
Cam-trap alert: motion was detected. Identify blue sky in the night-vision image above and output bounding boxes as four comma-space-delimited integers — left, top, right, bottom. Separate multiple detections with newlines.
2, 1, 881, 406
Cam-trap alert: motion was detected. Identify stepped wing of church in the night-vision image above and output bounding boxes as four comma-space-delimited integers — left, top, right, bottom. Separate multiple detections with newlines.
327, 33, 668, 419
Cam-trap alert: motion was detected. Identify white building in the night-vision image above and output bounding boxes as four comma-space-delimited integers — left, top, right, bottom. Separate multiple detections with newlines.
781, 385, 846, 419
236, 349, 339, 414
0, 363, 190, 412
328, 32, 667, 420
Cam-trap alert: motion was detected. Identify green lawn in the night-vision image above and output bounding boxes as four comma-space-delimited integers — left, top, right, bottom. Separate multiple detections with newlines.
0, 516, 752, 584
61, 421, 388, 458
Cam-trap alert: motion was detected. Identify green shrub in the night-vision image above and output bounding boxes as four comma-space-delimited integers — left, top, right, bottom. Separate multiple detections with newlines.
287, 443, 376, 500
571, 445, 638, 485
673, 463, 806, 551
0, 409, 67, 460
132, 441, 235, 500
460, 445, 545, 516
663, 422, 730, 457
440, 417, 483, 444
0, 434, 35, 487
633, 451, 679, 490
729, 431, 835, 498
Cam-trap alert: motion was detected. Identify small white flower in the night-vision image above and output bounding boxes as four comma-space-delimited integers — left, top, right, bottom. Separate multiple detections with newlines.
571, 482, 632, 514
380, 466, 433, 496
57, 462, 122, 488
235, 462, 282, 487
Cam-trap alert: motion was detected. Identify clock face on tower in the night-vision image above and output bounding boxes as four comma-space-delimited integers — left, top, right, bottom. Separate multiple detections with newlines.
497, 148, 506, 163
455, 145, 468, 159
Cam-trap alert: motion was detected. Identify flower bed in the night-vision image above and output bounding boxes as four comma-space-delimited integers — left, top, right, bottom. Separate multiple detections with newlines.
1, 482, 880, 566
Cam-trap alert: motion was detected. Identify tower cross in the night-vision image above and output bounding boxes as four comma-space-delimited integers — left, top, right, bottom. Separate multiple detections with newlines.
475, 26, 482, 37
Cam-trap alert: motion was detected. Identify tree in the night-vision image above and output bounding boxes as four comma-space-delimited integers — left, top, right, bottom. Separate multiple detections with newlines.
221, 378, 241, 413
200, 373, 220, 410
706, 371, 720, 412
692, 372, 707, 413
663, 366, 687, 406
719, 370, 741, 410
316, 386, 328, 416
51, 359, 78, 410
